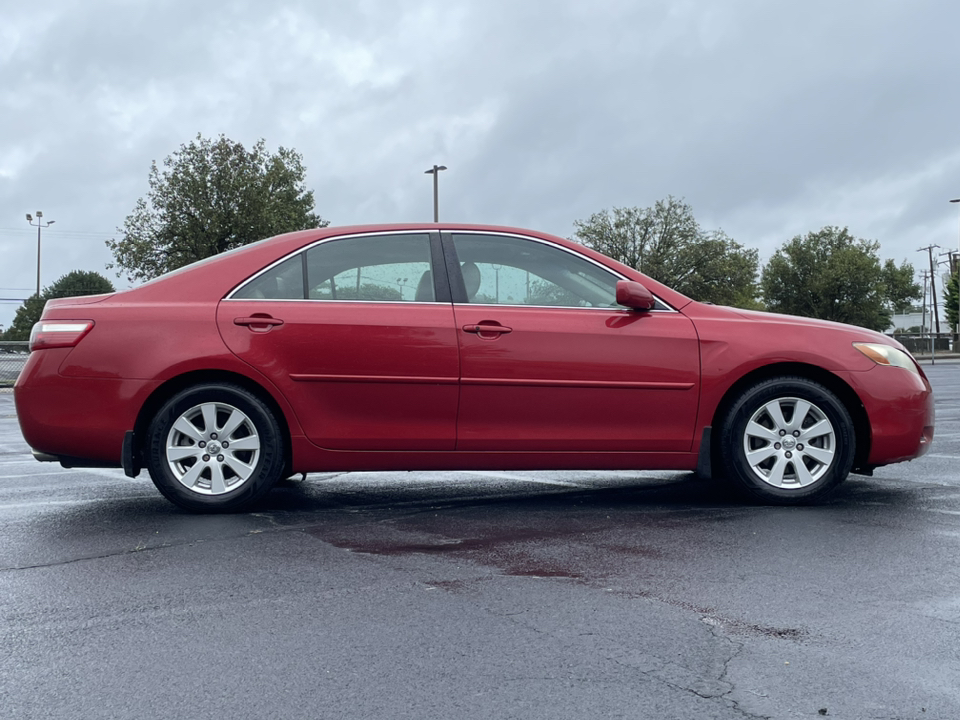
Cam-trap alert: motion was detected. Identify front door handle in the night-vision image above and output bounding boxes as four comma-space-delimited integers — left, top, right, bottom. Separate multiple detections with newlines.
235, 316, 284, 331
462, 323, 512, 335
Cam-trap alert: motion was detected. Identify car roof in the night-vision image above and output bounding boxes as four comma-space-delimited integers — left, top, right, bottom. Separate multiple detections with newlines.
117, 224, 693, 309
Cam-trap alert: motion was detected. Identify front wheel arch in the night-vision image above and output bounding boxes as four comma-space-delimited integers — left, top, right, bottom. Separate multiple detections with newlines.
709, 362, 870, 475
717, 376, 856, 504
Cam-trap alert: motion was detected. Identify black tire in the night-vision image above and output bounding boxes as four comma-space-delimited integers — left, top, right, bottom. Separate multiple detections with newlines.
145, 383, 286, 512
718, 377, 855, 505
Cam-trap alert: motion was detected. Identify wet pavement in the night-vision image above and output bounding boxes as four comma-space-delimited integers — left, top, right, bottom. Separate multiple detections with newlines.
1, 363, 959, 719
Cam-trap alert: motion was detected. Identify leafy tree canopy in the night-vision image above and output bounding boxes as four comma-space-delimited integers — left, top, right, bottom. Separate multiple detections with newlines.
107, 134, 328, 283
572, 196, 761, 308
1, 271, 115, 341
761, 226, 920, 332
945, 266, 959, 333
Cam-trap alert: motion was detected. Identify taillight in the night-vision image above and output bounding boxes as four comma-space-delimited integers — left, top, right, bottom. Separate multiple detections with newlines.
29, 320, 95, 351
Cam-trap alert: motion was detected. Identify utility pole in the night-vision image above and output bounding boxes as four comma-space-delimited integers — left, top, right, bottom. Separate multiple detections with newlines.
920, 271, 929, 336
918, 245, 941, 336
423, 165, 447, 222
942, 250, 958, 275
951, 199, 960, 340
26, 211, 55, 298
919, 270, 934, 363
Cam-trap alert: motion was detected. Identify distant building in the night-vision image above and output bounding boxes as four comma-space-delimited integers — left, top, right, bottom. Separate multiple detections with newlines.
888, 307, 924, 335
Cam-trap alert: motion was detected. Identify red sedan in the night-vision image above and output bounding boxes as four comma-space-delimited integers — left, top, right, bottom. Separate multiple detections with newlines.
14, 224, 934, 511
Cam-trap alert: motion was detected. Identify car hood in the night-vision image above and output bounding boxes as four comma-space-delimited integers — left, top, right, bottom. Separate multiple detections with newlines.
712, 305, 908, 350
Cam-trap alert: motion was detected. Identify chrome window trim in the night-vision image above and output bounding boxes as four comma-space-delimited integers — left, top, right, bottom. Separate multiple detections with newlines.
451, 302, 673, 312
225, 230, 441, 302
225, 228, 677, 312
222, 298, 447, 305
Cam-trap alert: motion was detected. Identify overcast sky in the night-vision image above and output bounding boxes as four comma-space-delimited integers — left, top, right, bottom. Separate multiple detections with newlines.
2, 0, 959, 329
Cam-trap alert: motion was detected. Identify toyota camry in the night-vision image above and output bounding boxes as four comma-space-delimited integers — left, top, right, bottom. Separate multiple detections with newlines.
14, 224, 934, 511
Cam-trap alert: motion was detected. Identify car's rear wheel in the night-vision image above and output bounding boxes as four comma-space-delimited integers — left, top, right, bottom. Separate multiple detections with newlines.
718, 377, 855, 504
145, 384, 286, 512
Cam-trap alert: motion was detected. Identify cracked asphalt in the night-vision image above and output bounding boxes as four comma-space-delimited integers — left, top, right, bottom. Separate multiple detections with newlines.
1, 362, 959, 719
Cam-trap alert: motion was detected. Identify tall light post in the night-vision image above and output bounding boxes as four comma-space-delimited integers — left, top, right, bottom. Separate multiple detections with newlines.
951, 198, 960, 339
424, 165, 447, 222
25, 211, 55, 298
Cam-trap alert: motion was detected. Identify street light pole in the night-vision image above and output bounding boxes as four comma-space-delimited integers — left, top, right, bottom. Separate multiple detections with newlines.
951, 199, 960, 340
25, 211, 55, 298
423, 165, 447, 222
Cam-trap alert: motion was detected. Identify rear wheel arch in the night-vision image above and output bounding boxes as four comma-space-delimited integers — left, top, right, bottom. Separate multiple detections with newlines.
709, 362, 870, 473
133, 370, 294, 476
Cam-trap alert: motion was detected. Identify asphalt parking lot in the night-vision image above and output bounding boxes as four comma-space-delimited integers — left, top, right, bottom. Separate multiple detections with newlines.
1, 363, 959, 720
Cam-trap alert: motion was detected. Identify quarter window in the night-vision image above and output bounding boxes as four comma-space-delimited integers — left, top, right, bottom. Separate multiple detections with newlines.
233, 255, 305, 300
233, 233, 436, 302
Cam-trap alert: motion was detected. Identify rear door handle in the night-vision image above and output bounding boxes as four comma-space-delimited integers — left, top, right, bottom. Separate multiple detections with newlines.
462, 324, 512, 335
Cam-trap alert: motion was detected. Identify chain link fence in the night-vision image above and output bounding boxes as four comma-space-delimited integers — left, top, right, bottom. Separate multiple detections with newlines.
894, 335, 957, 356
0, 341, 29, 390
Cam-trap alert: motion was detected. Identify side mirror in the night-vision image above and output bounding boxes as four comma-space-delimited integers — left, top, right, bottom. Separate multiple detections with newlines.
616, 280, 656, 311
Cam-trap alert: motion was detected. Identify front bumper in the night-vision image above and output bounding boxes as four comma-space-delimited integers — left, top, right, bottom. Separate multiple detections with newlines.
839, 364, 934, 467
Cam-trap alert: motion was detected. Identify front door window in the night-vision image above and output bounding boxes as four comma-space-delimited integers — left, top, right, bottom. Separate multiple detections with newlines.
451, 233, 619, 307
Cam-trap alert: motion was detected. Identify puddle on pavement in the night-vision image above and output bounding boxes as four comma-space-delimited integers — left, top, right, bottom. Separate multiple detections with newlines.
305, 526, 555, 555
302, 500, 809, 644
305, 522, 594, 583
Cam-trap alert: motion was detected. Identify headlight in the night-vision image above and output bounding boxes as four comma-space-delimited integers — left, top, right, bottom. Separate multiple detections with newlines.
853, 343, 920, 375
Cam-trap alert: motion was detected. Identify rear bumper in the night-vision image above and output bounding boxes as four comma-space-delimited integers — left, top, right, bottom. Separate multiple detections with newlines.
15, 349, 152, 466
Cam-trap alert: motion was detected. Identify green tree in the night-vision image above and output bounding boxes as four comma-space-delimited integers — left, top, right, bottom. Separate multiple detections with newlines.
1, 296, 45, 341
107, 134, 327, 283
1, 271, 115, 341
761, 226, 920, 332
945, 266, 959, 333
527, 279, 584, 307
572, 197, 761, 308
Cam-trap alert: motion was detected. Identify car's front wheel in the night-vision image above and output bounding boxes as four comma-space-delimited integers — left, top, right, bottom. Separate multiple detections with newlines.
145, 384, 286, 512
718, 377, 856, 504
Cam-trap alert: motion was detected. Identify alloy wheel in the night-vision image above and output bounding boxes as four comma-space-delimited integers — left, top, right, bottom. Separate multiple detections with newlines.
742, 396, 837, 489
165, 402, 262, 495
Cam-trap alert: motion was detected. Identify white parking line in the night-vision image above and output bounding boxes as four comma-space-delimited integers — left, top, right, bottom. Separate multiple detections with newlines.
0, 463, 140, 481
77, 468, 142, 482
0, 471, 83, 479
925, 454, 960, 460
0, 496, 146, 510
